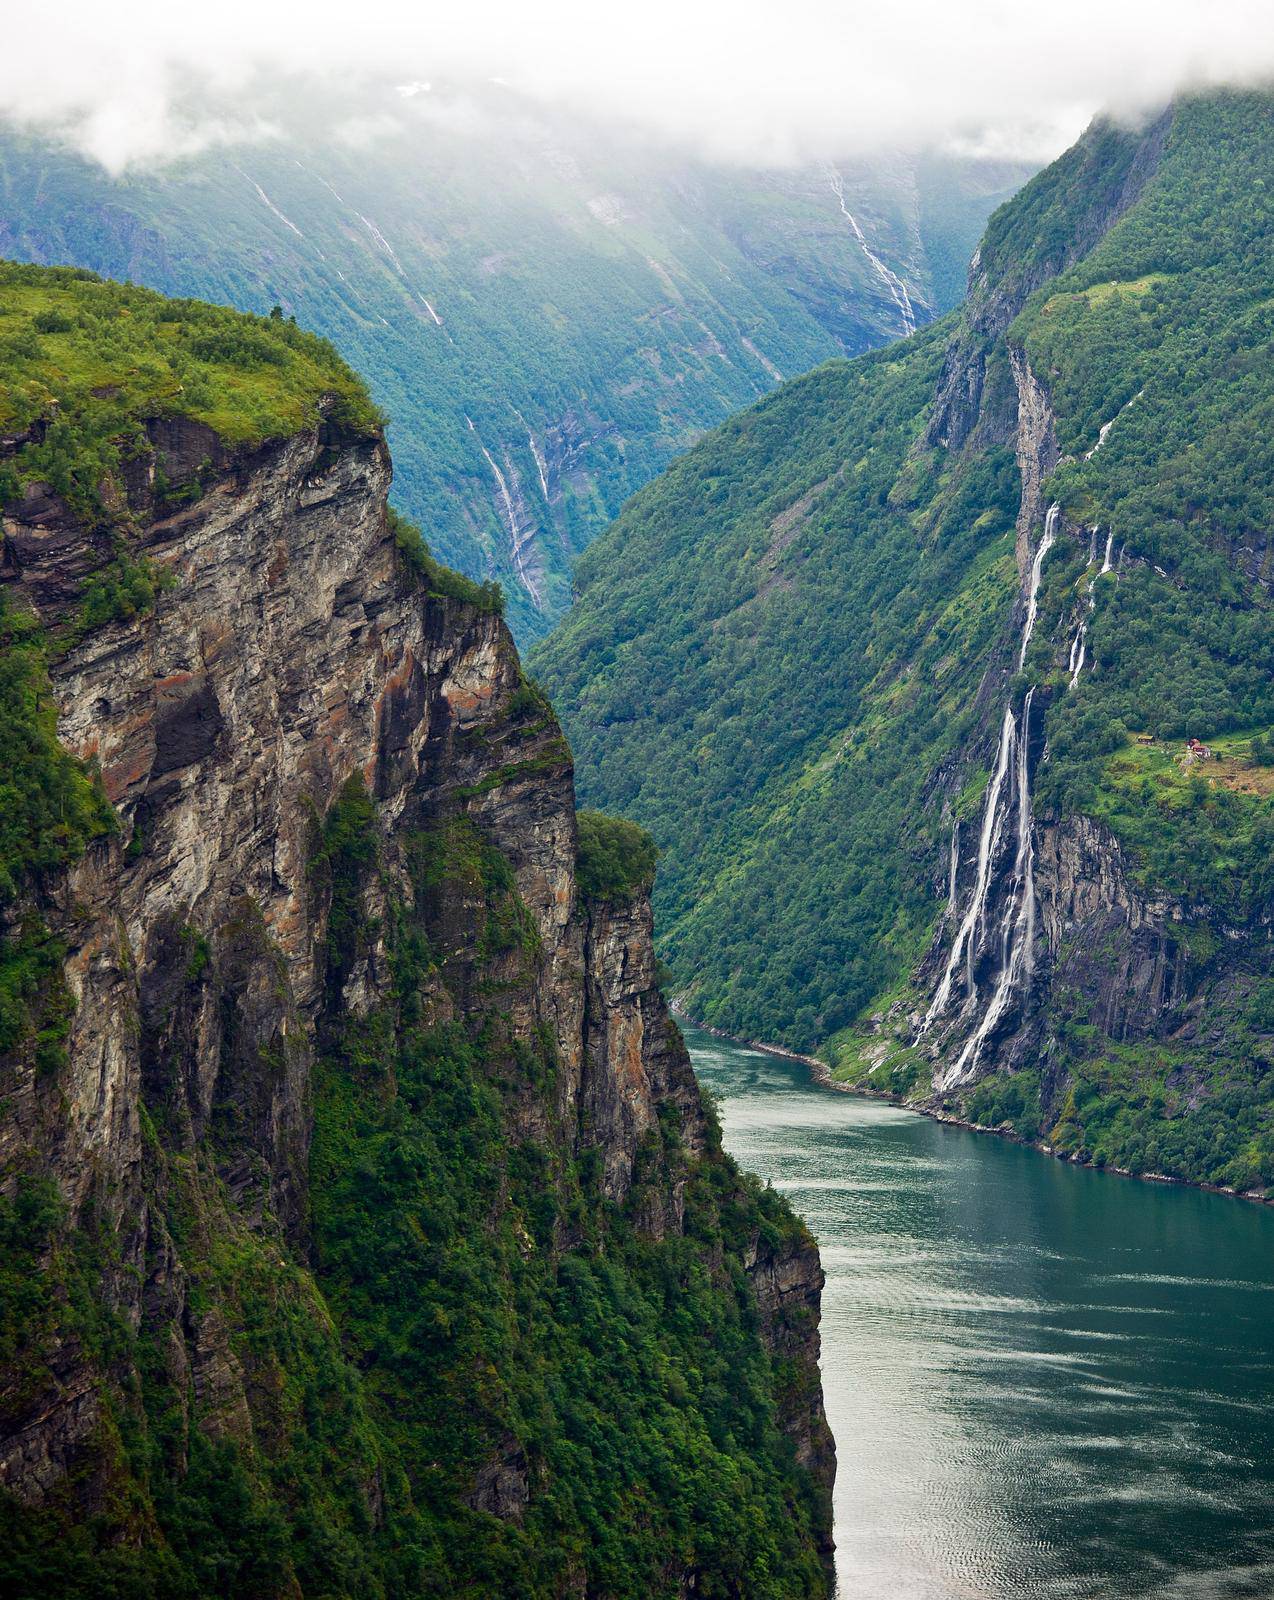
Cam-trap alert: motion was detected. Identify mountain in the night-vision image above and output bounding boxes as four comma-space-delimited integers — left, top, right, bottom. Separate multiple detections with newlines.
0, 82, 1029, 639
0, 262, 834, 1596
533, 90, 1274, 1195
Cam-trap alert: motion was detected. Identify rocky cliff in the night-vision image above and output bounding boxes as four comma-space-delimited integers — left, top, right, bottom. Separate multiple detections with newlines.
880, 98, 1273, 1186
0, 280, 833, 1596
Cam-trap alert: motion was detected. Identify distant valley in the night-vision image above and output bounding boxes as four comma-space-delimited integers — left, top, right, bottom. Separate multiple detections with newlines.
0, 83, 1028, 638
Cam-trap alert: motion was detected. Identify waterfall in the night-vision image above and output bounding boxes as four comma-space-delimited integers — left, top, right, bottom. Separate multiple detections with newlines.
1087, 526, 1098, 565
940, 691, 1041, 1085
1018, 503, 1059, 669
466, 416, 543, 606
512, 406, 551, 500
946, 821, 960, 917
925, 705, 1017, 1025
1068, 630, 1087, 690
1084, 388, 1143, 460
926, 507, 1058, 1074
1099, 530, 1116, 575
826, 169, 917, 337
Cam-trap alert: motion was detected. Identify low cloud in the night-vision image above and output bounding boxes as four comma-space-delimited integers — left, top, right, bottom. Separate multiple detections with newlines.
3, 0, 1273, 172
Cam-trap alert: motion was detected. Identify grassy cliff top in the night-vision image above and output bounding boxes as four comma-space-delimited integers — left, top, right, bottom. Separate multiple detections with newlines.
0, 260, 380, 513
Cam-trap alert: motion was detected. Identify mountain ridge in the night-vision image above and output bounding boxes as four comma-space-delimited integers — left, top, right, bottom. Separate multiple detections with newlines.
533, 88, 1274, 1195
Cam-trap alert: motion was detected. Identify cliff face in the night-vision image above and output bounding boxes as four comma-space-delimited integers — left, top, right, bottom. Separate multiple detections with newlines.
0, 405, 833, 1594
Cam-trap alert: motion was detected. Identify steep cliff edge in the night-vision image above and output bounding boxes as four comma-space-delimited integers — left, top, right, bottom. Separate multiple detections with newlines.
0, 266, 833, 1597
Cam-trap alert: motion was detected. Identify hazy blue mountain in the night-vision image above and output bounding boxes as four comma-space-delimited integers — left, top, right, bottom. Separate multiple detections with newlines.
0, 82, 1028, 637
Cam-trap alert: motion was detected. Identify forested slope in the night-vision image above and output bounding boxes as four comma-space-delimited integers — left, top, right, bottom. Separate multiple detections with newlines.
534, 90, 1274, 1193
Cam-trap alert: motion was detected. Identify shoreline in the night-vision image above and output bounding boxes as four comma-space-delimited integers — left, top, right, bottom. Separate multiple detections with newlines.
674, 1008, 1273, 1210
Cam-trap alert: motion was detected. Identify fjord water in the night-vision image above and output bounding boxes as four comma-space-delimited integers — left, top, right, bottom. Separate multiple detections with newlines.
684, 1028, 1274, 1600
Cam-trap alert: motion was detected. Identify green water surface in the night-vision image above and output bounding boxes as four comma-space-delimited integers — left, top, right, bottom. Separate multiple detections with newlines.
684, 1027, 1274, 1600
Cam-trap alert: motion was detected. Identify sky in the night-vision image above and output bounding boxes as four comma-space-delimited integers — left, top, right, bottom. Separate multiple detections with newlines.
3, 0, 1273, 172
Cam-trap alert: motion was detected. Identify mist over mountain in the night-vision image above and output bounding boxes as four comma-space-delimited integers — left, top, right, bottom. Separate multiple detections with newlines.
0, 82, 1029, 636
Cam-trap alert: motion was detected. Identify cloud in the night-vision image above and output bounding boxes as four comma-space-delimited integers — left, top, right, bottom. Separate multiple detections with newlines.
2, 0, 1272, 171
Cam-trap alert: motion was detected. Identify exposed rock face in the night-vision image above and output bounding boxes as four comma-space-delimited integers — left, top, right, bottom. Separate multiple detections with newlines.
0, 415, 833, 1584
1036, 813, 1190, 1042
1009, 350, 1059, 570
926, 108, 1170, 455
580, 889, 707, 1216
746, 1231, 837, 1512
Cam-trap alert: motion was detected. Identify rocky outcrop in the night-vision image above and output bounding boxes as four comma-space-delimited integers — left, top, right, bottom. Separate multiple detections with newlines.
1036, 813, 1190, 1041
580, 889, 707, 1218
1009, 349, 1059, 571
0, 404, 833, 1587
746, 1229, 837, 1535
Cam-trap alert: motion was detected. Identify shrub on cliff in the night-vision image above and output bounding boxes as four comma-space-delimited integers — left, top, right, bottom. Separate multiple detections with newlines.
576, 810, 659, 902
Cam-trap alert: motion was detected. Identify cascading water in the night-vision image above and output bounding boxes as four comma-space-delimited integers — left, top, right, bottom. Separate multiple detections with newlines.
466, 416, 544, 607
943, 689, 1040, 1084
1083, 387, 1143, 460
1068, 630, 1087, 689
826, 169, 917, 337
925, 504, 1060, 1079
924, 704, 1016, 1026
1017, 503, 1058, 669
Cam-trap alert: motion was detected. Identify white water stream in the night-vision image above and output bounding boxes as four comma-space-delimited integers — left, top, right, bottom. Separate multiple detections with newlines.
826, 170, 916, 337
925, 503, 1061, 1077
1084, 388, 1143, 460
466, 416, 543, 607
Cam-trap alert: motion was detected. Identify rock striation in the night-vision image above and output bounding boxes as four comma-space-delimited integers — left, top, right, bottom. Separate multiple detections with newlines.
0, 401, 833, 1593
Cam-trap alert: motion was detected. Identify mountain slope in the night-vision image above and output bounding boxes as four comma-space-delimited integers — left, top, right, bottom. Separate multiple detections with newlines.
0, 263, 834, 1596
0, 83, 1028, 638
533, 90, 1274, 1194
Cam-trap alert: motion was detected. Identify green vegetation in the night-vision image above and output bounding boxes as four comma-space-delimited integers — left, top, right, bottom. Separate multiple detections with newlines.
576, 810, 659, 902
389, 507, 504, 614
1012, 93, 1274, 924
0, 594, 115, 1057
536, 89, 1274, 1183
534, 327, 1021, 1049
972, 977, 1274, 1194
0, 780, 828, 1597
0, 595, 114, 904
0, 260, 378, 519
1079, 732, 1274, 919
304, 798, 827, 1595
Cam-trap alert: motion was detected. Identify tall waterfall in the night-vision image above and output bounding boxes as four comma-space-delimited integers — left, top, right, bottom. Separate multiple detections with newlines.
924, 503, 1059, 1079
466, 416, 544, 607
826, 169, 917, 337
